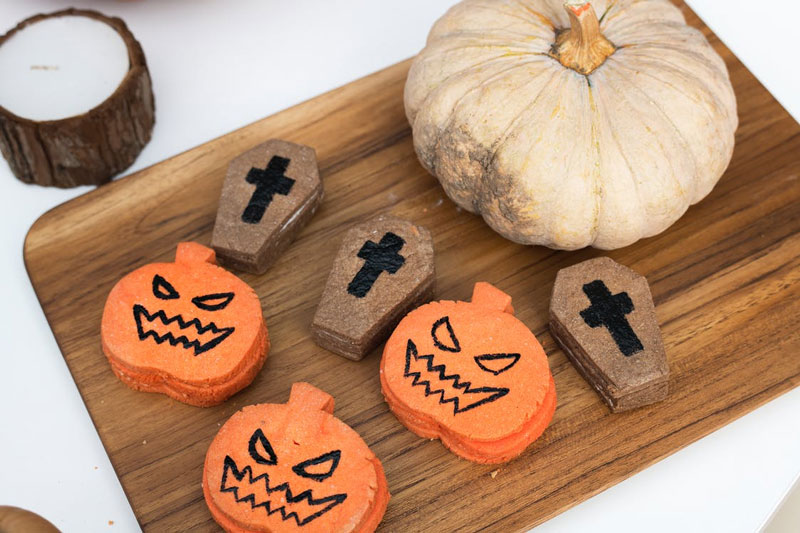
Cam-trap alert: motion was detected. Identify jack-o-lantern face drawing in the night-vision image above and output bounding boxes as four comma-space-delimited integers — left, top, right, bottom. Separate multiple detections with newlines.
381, 282, 556, 463
220, 429, 347, 526
204, 383, 389, 532
101, 242, 268, 406
403, 315, 521, 414
134, 273, 237, 355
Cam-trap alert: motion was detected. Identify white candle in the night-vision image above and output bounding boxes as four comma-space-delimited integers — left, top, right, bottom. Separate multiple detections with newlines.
0, 15, 130, 121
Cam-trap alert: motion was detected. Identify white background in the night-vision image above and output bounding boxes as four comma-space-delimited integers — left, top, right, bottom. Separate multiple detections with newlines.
1, 1, 799, 531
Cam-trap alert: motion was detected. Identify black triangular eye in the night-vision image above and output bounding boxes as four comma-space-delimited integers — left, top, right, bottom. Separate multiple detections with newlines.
474, 353, 521, 375
152, 275, 179, 300
248, 428, 277, 465
431, 316, 460, 352
292, 450, 341, 482
192, 292, 234, 311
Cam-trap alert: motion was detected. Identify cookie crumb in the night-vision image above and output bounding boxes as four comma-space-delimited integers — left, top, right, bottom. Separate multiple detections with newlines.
142, 440, 147, 445
490, 469, 499, 479
108, 520, 114, 526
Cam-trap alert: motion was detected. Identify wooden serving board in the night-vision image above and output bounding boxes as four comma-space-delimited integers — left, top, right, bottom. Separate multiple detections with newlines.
24, 4, 800, 531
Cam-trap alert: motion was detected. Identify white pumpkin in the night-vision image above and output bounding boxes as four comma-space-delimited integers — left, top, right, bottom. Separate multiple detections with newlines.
405, 0, 738, 249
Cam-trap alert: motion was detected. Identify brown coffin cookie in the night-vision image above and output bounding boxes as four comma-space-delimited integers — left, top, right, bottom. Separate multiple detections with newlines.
549, 257, 669, 412
312, 214, 435, 361
211, 139, 323, 273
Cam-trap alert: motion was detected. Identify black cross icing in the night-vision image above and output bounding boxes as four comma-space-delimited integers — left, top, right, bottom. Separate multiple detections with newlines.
579, 280, 644, 357
241, 156, 295, 224
347, 232, 406, 298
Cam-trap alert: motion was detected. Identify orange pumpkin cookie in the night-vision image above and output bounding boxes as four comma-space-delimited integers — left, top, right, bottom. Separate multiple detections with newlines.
101, 242, 268, 406
380, 282, 556, 463
204, 383, 389, 533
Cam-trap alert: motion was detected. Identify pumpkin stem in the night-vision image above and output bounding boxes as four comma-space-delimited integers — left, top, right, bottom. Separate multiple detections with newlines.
551, 1, 615, 75
471, 282, 515, 315
175, 242, 217, 265
289, 382, 335, 414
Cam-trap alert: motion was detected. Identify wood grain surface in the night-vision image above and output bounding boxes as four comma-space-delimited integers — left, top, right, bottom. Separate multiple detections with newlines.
24, 4, 800, 531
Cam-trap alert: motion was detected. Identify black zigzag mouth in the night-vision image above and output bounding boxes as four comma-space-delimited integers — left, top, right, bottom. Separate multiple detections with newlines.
220, 456, 347, 526
403, 340, 509, 415
133, 304, 234, 356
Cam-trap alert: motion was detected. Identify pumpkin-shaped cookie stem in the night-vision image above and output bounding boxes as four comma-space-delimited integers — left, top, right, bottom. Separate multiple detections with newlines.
471, 282, 515, 315
288, 382, 336, 414
175, 241, 217, 266
552, 1, 616, 75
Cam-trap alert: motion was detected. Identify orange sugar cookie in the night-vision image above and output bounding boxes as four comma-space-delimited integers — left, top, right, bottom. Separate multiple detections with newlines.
380, 282, 556, 463
203, 383, 389, 533
101, 242, 268, 406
